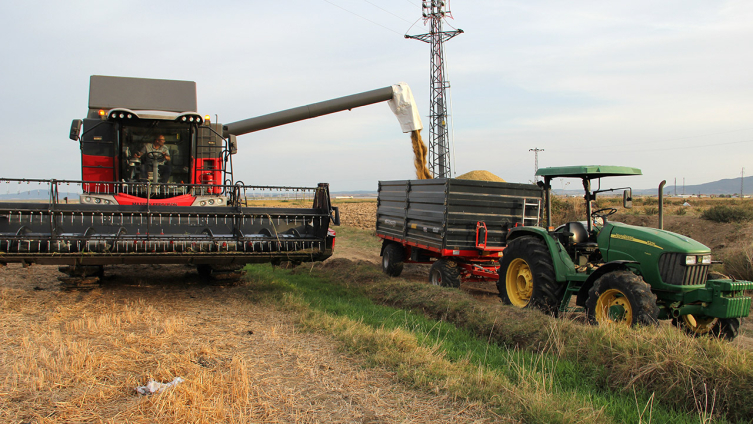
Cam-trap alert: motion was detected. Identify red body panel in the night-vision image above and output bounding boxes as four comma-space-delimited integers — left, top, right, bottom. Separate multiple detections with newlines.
193, 158, 222, 194
377, 234, 504, 259
113, 193, 196, 206
82, 154, 115, 193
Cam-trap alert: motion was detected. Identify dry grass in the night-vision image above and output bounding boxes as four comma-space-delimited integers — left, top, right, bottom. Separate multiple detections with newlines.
312, 258, 753, 422
0, 265, 492, 423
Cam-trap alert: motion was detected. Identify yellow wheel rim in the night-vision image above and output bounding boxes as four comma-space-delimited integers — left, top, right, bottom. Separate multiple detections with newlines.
681, 314, 718, 335
506, 258, 533, 307
595, 289, 633, 325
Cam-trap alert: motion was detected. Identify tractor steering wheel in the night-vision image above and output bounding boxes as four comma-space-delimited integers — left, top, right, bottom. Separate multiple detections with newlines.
591, 208, 617, 226
143, 151, 166, 163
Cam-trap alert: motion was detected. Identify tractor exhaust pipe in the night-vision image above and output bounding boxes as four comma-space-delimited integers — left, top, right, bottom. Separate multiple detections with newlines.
658, 180, 666, 229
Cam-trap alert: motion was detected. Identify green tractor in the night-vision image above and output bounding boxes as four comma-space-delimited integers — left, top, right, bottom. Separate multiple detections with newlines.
498, 165, 753, 340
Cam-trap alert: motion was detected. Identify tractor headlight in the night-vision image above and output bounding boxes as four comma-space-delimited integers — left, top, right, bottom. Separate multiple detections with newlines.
685, 255, 697, 265
701, 255, 712, 265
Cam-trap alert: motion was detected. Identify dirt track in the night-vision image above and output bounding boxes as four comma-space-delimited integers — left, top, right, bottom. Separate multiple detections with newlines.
0, 263, 492, 423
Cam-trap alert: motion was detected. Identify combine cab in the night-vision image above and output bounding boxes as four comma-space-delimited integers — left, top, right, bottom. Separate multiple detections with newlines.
0, 76, 422, 288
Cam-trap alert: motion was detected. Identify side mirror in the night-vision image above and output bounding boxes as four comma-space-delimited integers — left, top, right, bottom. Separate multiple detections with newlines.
228, 134, 238, 155
69, 119, 82, 141
623, 189, 633, 209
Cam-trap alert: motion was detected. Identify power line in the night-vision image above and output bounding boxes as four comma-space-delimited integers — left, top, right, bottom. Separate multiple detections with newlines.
361, 0, 413, 23
321, 0, 403, 35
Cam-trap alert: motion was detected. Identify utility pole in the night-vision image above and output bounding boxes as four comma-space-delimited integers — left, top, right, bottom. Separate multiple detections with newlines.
406, 1, 462, 178
530, 148, 544, 182
742, 167, 745, 198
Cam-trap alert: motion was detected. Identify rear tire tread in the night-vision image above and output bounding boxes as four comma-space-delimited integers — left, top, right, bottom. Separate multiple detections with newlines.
497, 236, 562, 315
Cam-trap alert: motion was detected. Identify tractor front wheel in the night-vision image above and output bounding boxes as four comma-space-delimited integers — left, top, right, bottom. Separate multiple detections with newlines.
382, 242, 405, 277
497, 236, 562, 315
672, 315, 740, 341
429, 259, 461, 288
586, 271, 659, 326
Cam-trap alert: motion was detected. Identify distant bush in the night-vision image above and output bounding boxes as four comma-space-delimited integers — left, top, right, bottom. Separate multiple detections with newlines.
550, 196, 583, 226
700, 205, 753, 223
722, 244, 753, 281
673, 207, 687, 216
644, 207, 658, 216
640, 197, 658, 206
595, 197, 621, 207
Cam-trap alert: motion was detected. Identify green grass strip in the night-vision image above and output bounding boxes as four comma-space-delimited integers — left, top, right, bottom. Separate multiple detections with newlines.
308, 251, 753, 423
243, 264, 722, 424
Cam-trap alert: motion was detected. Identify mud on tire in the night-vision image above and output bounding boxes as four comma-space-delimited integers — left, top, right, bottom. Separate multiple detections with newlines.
586, 270, 659, 326
497, 236, 562, 315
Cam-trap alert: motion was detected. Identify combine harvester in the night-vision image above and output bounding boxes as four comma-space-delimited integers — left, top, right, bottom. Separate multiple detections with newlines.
0, 76, 422, 288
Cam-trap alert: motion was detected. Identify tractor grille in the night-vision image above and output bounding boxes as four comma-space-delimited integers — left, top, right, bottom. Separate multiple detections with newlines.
659, 253, 708, 286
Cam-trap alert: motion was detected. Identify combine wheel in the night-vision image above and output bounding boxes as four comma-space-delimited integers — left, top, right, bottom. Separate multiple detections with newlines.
497, 236, 561, 315
381, 242, 405, 277
197, 264, 247, 285
57, 265, 103, 291
586, 271, 659, 326
672, 315, 740, 341
428, 259, 461, 288
197, 264, 213, 278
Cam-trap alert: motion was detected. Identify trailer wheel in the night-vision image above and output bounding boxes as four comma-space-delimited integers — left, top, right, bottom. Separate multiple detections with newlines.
382, 243, 405, 277
672, 315, 739, 341
586, 271, 659, 327
429, 259, 461, 288
497, 236, 561, 314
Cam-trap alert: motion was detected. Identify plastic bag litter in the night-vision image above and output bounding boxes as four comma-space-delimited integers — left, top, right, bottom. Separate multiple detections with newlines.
136, 377, 184, 395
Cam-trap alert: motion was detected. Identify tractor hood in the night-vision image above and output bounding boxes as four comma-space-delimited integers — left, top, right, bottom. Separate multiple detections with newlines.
598, 221, 710, 263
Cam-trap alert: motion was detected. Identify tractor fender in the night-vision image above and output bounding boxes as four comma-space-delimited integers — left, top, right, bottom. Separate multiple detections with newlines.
506, 227, 576, 282
575, 260, 640, 307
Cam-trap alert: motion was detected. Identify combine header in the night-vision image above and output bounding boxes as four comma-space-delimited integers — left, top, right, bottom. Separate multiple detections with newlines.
0, 76, 422, 287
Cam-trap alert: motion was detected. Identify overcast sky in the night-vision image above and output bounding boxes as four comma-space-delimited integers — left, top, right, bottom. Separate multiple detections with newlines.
1, 1, 751, 192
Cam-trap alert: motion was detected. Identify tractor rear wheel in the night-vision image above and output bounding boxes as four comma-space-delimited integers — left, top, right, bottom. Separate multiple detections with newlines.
429, 259, 461, 288
497, 236, 562, 315
586, 271, 659, 326
672, 315, 740, 341
382, 242, 405, 277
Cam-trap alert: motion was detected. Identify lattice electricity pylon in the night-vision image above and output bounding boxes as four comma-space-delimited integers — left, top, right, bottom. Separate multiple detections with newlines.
406, 1, 462, 178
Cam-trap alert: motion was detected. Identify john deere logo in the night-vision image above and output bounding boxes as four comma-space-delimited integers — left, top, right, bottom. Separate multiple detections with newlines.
611, 233, 663, 250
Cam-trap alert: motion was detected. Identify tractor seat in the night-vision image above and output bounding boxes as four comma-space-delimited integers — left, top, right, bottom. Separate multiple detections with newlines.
565, 221, 596, 246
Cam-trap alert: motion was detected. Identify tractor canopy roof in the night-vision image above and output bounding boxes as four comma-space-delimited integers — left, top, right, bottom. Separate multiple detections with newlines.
536, 165, 642, 180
